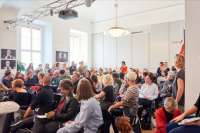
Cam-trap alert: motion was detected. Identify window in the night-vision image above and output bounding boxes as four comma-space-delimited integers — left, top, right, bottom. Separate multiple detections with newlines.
20, 26, 42, 68
70, 29, 88, 64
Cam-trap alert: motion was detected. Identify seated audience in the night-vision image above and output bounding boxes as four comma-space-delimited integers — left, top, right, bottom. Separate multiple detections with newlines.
14, 72, 24, 81
71, 71, 80, 94
69, 61, 77, 75
168, 94, 200, 133
23, 76, 54, 133
2, 69, 13, 88
112, 72, 122, 97
139, 72, 159, 107
59, 69, 70, 81
95, 74, 115, 133
57, 79, 103, 133
51, 70, 60, 90
91, 74, 103, 93
160, 71, 175, 98
26, 63, 34, 73
98, 68, 104, 83
108, 72, 141, 133
155, 97, 181, 133
43, 79, 80, 133
24, 71, 38, 89
9, 79, 31, 108
84, 70, 91, 79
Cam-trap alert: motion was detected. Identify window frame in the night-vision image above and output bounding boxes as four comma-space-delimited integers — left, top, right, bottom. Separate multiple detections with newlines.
20, 26, 42, 67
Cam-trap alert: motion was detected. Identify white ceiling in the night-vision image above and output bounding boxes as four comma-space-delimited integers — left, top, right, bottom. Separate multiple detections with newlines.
1, 0, 184, 22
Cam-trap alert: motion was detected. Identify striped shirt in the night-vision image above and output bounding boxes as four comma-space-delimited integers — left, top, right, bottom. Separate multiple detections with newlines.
122, 86, 139, 116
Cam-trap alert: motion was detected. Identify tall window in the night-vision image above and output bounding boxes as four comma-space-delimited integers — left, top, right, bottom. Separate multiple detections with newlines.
20, 26, 42, 67
70, 29, 88, 64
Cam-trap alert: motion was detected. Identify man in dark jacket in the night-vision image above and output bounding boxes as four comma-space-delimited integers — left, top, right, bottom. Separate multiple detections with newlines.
44, 79, 80, 133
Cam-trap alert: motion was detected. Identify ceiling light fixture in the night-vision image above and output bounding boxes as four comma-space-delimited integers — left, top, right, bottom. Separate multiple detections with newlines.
107, 0, 129, 38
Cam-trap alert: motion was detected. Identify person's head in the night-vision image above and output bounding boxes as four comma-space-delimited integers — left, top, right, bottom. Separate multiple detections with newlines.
84, 70, 91, 79
121, 61, 126, 66
102, 74, 113, 87
160, 62, 164, 67
145, 72, 155, 84
59, 79, 73, 97
115, 116, 133, 133
4, 70, 12, 79
167, 71, 175, 81
45, 63, 49, 68
42, 76, 51, 86
12, 79, 24, 90
125, 71, 137, 86
98, 68, 104, 75
5, 60, 10, 67
15, 72, 24, 80
59, 69, 66, 76
72, 71, 80, 83
53, 70, 59, 77
48, 69, 53, 76
76, 78, 94, 101
175, 54, 185, 69
90, 74, 98, 85
164, 97, 177, 113
112, 72, 119, 81
55, 62, 60, 68
6, 49, 11, 56
26, 71, 33, 79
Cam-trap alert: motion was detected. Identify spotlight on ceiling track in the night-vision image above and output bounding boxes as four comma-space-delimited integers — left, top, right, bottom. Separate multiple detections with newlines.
50, 9, 54, 16
85, 0, 95, 7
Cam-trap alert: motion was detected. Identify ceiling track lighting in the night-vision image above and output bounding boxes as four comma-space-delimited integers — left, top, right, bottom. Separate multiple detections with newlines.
4, 0, 96, 29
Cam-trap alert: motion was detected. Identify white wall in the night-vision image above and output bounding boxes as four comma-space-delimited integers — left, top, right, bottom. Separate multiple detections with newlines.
93, 4, 184, 34
0, 7, 18, 76
43, 17, 93, 65
185, 0, 200, 109
92, 20, 184, 71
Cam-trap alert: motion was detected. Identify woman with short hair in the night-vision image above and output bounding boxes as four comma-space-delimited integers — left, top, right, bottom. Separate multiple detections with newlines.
108, 72, 141, 133
155, 97, 181, 133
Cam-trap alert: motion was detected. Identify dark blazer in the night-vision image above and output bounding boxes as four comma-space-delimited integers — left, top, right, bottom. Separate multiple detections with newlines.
54, 96, 80, 122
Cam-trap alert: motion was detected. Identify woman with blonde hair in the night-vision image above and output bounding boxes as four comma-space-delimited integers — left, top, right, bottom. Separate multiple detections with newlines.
57, 78, 103, 133
172, 54, 185, 111
95, 74, 115, 133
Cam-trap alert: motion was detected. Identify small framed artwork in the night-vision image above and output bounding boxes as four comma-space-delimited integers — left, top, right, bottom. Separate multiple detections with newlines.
1, 49, 16, 60
56, 51, 68, 62
1, 60, 16, 69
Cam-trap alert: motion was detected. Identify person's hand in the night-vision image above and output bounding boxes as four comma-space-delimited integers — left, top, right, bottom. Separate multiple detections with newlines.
171, 114, 185, 123
47, 111, 55, 119
108, 106, 113, 113
182, 119, 200, 126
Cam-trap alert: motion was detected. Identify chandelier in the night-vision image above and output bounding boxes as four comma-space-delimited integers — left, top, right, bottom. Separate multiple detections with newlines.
107, 0, 129, 38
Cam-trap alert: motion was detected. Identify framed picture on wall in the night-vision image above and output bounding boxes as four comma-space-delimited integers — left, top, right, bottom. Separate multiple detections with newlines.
1, 60, 16, 70
1, 49, 16, 60
56, 51, 68, 62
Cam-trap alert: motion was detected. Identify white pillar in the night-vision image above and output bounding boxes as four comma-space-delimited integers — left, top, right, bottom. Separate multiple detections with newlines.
185, 0, 200, 109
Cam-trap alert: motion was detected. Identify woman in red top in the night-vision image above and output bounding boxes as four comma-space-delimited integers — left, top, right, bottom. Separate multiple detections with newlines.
155, 97, 181, 133
120, 61, 128, 74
